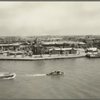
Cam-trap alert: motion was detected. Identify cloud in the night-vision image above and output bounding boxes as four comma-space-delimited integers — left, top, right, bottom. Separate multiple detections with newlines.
0, 1, 100, 36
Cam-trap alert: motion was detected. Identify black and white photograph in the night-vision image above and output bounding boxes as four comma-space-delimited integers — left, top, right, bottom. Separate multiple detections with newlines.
0, 1, 100, 99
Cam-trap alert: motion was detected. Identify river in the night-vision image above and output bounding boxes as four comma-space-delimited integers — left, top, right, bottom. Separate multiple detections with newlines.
0, 58, 100, 99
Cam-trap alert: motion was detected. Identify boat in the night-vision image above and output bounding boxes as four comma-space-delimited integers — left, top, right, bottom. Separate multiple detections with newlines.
86, 51, 100, 58
86, 53, 100, 58
0, 72, 16, 80
46, 71, 64, 76
86, 47, 100, 58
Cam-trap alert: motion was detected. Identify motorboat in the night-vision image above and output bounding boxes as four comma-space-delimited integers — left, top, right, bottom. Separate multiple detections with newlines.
46, 71, 64, 76
0, 72, 16, 80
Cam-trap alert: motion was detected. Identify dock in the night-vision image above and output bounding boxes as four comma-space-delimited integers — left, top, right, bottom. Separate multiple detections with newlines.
0, 54, 86, 61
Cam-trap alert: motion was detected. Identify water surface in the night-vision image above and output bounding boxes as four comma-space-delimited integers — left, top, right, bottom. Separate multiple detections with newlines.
0, 58, 100, 99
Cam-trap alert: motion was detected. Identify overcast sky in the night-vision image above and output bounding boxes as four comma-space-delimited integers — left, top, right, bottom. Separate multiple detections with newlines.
0, 1, 100, 36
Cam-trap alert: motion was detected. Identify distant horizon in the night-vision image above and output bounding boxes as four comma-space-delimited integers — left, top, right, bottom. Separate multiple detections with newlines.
0, 34, 100, 37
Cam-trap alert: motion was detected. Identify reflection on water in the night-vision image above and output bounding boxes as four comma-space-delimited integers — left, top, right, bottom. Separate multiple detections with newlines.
0, 58, 100, 99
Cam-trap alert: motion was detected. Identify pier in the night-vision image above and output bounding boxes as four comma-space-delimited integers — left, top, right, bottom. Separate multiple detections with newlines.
0, 53, 86, 61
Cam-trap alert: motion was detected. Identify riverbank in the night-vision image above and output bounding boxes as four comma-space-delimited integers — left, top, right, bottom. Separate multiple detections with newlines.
0, 54, 86, 61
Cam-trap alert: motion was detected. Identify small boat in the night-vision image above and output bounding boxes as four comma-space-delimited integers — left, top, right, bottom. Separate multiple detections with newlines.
86, 53, 100, 58
46, 71, 64, 76
0, 72, 16, 80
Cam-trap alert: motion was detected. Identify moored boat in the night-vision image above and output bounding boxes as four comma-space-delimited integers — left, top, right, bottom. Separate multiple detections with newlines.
86, 47, 100, 58
86, 53, 100, 58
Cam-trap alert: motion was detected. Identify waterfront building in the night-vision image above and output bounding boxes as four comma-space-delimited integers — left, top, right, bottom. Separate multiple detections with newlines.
48, 47, 77, 55
42, 41, 86, 48
0, 37, 86, 57
0, 43, 20, 51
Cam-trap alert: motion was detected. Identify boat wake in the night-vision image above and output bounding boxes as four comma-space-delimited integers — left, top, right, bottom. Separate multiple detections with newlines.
25, 74, 46, 77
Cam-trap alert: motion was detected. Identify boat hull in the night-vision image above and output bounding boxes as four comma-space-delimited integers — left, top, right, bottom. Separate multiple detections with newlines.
86, 54, 100, 58
47, 71, 64, 76
0, 73, 16, 80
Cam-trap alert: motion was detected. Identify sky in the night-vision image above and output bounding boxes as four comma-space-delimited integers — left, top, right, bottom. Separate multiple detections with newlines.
0, 1, 100, 36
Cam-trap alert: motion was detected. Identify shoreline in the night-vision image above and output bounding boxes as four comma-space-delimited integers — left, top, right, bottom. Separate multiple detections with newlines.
0, 54, 86, 61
